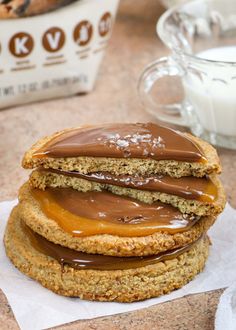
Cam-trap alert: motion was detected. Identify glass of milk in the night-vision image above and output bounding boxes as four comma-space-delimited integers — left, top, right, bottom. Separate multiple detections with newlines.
139, 0, 236, 149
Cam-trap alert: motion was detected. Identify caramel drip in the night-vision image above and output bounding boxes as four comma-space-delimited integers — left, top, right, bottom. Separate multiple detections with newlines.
43, 169, 218, 203
23, 221, 201, 270
31, 188, 200, 237
33, 123, 206, 162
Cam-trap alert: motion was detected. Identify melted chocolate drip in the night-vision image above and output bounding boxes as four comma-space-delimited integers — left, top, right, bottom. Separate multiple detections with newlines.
32, 187, 200, 237
43, 168, 218, 203
23, 221, 201, 270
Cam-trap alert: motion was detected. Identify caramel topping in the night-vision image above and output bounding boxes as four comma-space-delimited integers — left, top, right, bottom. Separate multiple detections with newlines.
44, 169, 218, 203
33, 123, 206, 162
23, 220, 201, 270
31, 187, 200, 237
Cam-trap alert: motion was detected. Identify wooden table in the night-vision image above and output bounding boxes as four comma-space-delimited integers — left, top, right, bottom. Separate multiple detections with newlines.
1, 1, 235, 329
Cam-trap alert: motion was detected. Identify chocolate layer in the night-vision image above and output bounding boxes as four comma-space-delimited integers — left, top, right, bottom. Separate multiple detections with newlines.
31, 187, 200, 237
43, 168, 218, 203
23, 220, 201, 270
33, 123, 206, 162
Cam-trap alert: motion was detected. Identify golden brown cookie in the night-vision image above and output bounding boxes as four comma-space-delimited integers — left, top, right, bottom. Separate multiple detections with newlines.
4, 206, 210, 302
29, 169, 226, 217
22, 125, 221, 178
18, 182, 216, 257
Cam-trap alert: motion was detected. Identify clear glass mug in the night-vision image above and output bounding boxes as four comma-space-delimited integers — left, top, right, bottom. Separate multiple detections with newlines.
138, 0, 236, 149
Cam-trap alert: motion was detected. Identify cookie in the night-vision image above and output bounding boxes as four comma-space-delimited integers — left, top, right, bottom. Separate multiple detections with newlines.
29, 169, 226, 217
18, 182, 216, 257
22, 123, 221, 178
4, 206, 210, 302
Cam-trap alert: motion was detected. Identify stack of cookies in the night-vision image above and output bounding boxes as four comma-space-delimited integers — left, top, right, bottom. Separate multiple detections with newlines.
4, 123, 226, 302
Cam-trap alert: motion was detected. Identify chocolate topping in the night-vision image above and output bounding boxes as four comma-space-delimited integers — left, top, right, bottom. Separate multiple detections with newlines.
23, 221, 201, 270
32, 187, 200, 237
33, 123, 206, 162
43, 168, 218, 203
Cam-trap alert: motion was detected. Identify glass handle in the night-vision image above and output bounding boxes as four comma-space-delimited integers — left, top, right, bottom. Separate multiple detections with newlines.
138, 57, 189, 127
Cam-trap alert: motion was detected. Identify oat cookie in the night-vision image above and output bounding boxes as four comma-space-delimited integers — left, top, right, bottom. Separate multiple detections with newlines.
4, 207, 210, 302
18, 182, 216, 257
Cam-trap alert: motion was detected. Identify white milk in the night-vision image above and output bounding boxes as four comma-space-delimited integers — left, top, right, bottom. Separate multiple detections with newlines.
183, 46, 236, 136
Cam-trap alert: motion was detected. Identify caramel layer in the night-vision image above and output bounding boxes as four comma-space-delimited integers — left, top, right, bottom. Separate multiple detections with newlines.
31, 187, 200, 237
33, 123, 206, 162
23, 220, 201, 270
43, 169, 218, 203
